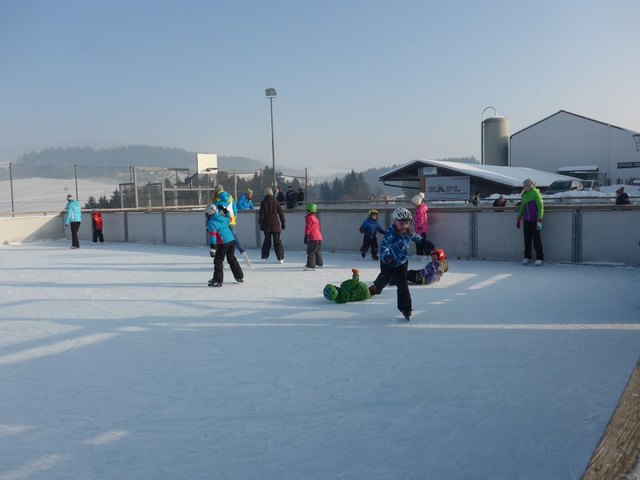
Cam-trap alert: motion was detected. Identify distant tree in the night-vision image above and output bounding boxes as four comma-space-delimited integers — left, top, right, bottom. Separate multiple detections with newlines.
84, 196, 98, 209
319, 183, 332, 201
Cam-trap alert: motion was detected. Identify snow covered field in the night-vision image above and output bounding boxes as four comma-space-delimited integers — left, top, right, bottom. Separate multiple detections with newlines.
1, 241, 639, 480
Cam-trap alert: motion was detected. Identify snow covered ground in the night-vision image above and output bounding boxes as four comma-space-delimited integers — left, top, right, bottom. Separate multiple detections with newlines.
1, 240, 639, 480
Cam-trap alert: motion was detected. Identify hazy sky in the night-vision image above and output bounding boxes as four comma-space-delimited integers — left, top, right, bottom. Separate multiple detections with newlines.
1, 0, 639, 170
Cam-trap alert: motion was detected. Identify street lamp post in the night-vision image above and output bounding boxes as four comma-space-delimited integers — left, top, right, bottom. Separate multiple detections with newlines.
265, 88, 277, 191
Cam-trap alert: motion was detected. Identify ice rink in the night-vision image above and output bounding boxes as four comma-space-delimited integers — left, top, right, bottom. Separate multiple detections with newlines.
1, 240, 639, 480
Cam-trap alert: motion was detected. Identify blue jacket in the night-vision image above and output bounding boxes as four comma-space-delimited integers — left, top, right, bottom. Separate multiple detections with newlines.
64, 199, 82, 225
359, 217, 385, 238
215, 192, 238, 226
206, 210, 235, 246
379, 225, 422, 267
237, 193, 254, 210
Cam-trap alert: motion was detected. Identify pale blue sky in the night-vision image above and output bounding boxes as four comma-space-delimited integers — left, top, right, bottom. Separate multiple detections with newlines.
1, 0, 639, 170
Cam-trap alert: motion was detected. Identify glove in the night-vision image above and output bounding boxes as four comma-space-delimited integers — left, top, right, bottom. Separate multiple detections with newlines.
281, 224, 285, 230
304, 235, 308, 245
209, 246, 217, 258
516, 218, 521, 229
536, 220, 543, 231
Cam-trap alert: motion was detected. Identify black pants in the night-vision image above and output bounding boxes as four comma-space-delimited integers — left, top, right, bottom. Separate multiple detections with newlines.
70, 222, 81, 248
415, 237, 434, 256
360, 236, 379, 259
261, 232, 285, 261
92, 229, 104, 243
523, 221, 544, 261
213, 241, 243, 283
372, 261, 411, 313
306, 240, 323, 268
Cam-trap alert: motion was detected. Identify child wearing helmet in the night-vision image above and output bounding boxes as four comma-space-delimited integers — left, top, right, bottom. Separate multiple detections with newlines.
323, 269, 371, 303
215, 188, 252, 269
304, 203, 323, 270
205, 203, 244, 287
359, 209, 385, 260
368, 207, 425, 320
395, 248, 448, 286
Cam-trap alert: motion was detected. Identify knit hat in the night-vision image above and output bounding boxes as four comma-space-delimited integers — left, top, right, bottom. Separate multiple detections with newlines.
215, 185, 224, 193
523, 178, 536, 189
411, 192, 425, 205
265, 187, 274, 196
246, 188, 253, 195
351, 268, 360, 281
66, 193, 74, 200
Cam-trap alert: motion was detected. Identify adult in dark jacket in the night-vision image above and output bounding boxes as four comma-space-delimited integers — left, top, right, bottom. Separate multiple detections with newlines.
285, 186, 297, 209
258, 187, 286, 262
615, 187, 631, 205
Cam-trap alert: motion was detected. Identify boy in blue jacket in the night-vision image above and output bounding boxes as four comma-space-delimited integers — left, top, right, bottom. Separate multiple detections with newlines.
205, 204, 244, 287
368, 207, 424, 320
359, 209, 385, 260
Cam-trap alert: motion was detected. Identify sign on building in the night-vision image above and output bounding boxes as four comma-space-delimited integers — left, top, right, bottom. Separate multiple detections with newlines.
425, 176, 470, 201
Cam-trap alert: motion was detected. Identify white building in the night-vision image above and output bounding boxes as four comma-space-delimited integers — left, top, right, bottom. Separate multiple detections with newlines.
509, 110, 640, 185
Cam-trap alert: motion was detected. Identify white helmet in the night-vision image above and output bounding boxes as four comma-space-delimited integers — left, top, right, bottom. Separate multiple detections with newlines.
392, 207, 412, 222
204, 204, 217, 216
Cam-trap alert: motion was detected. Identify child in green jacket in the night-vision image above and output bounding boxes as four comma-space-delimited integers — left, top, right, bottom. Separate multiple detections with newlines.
323, 269, 371, 304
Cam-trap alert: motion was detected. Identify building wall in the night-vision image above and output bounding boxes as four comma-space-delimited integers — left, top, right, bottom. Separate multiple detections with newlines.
510, 111, 640, 184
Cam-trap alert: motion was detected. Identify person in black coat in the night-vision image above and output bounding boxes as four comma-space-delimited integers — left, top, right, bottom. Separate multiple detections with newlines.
285, 186, 297, 209
615, 187, 631, 205
258, 187, 286, 262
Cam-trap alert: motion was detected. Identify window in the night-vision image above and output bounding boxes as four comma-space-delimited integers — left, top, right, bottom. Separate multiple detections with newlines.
617, 162, 640, 169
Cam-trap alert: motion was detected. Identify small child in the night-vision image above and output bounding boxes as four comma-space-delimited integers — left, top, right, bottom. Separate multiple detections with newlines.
304, 203, 323, 270
411, 193, 429, 256
407, 248, 448, 285
323, 269, 371, 304
359, 209, 385, 260
368, 207, 424, 321
205, 203, 244, 287
91, 209, 104, 243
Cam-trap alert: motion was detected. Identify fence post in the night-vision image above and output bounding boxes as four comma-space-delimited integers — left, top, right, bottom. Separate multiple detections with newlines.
74, 164, 79, 200
9, 162, 15, 217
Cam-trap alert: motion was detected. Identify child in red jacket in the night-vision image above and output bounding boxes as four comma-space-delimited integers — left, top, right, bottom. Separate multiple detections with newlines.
304, 203, 323, 270
91, 209, 104, 243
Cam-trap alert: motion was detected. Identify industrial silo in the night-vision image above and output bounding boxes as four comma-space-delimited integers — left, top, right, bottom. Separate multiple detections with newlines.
481, 113, 509, 166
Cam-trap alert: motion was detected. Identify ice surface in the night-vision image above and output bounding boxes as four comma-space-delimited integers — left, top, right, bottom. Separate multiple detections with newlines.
1, 240, 639, 479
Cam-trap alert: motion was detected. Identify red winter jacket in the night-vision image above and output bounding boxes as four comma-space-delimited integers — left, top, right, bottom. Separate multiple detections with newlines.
305, 213, 323, 241
91, 211, 103, 231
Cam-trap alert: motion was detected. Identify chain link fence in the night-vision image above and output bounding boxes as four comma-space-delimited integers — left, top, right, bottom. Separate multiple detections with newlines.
0, 162, 309, 214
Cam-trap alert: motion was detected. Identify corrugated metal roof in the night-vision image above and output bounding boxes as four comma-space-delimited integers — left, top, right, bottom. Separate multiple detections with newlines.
379, 159, 579, 188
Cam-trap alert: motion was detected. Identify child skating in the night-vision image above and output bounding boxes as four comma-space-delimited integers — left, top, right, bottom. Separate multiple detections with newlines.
368, 207, 424, 320
205, 203, 244, 287
304, 203, 323, 270
323, 269, 371, 304
359, 209, 385, 260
